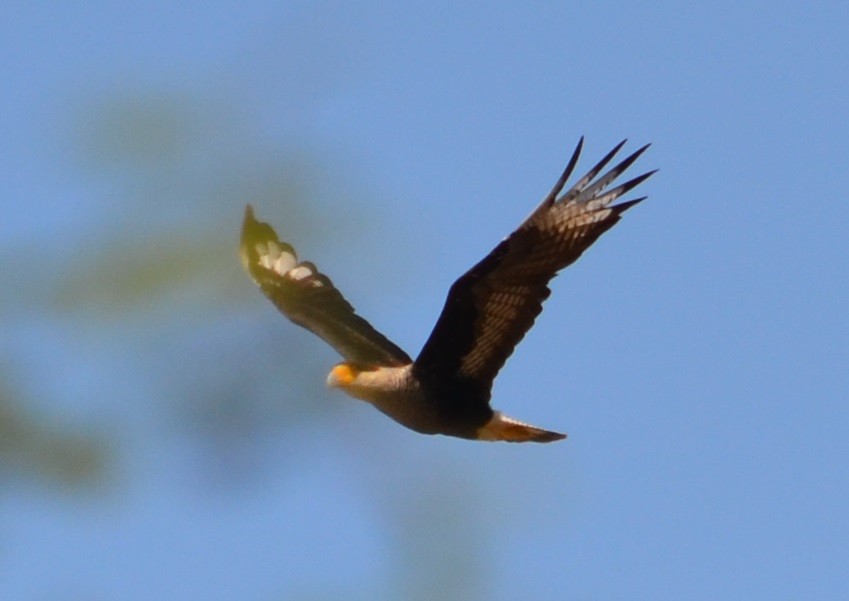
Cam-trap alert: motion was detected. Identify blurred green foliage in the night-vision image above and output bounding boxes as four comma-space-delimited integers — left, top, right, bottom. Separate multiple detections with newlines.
0, 369, 106, 491
2, 91, 329, 488
1, 89, 487, 599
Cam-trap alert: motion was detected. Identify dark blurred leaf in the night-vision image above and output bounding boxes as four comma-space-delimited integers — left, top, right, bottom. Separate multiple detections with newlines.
0, 372, 108, 491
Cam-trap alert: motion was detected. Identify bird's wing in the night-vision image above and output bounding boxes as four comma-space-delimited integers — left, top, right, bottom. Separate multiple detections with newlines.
240, 206, 412, 367
414, 138, 654, 396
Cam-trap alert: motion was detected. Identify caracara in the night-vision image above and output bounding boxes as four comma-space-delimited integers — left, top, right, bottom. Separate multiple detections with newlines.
240, 138, 654, 443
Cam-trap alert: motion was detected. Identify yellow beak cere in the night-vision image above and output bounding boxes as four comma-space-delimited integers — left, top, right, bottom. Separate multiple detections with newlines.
327, 363, 357, 388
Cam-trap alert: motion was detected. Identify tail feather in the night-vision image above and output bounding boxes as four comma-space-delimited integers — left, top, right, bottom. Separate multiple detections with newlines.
476, 412, 566, 443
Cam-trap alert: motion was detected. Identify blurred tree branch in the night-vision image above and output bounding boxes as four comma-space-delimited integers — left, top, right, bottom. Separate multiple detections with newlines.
1, 86, 489, 600
0, 369, 107, 491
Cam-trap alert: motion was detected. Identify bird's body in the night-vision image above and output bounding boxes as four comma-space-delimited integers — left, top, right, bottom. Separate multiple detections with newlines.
240, 138, 654, 443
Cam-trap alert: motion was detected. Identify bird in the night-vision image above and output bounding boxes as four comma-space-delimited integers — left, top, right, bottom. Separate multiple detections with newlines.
240, 137, 654, 443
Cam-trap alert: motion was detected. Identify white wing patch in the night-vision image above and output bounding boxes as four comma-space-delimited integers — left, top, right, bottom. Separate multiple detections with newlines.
274, 254, 298, 275
287, 265, 314, 281
253, 240, 301, 277
251, 240, 323, 287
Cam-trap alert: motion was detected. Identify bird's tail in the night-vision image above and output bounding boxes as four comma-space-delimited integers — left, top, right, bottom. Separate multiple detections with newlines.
476, 411, 566, 443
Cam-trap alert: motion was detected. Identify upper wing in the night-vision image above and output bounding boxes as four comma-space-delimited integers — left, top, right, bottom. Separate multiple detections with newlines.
414, 138, 654, 396
240, 206, 411, 367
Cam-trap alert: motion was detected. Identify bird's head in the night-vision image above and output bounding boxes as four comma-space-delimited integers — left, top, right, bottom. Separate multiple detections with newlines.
326, 363, 403, 404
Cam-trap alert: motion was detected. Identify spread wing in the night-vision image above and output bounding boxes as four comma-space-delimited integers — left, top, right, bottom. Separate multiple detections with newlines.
240, 206, 411, 367
414, 138, 654, 397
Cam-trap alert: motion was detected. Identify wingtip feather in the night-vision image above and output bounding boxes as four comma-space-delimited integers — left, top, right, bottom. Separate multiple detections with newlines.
543, 137, 586, 205
613, 196, 647, 213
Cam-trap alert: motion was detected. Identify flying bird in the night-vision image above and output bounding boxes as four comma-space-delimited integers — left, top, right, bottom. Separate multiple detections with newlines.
240, 138, 654, 443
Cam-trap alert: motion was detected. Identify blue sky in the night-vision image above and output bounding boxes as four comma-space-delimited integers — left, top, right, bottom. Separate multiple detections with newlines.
2, 2, 848, 599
